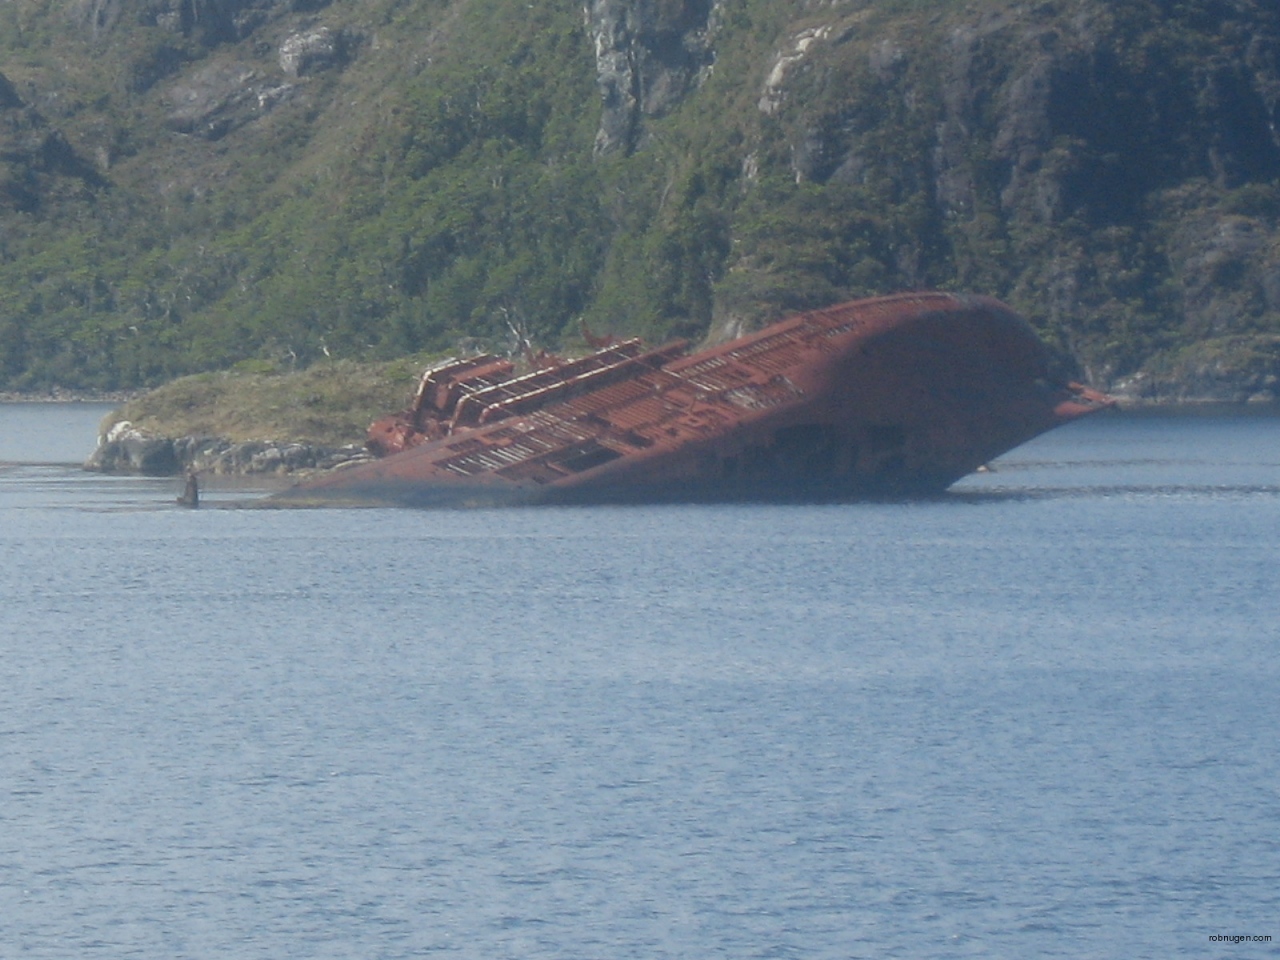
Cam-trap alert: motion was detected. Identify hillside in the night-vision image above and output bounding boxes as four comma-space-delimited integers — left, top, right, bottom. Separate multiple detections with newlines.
3, 0, 1280, 401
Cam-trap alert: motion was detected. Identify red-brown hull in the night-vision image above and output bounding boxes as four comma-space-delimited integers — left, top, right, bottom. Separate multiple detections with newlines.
276, 292, 1113, 507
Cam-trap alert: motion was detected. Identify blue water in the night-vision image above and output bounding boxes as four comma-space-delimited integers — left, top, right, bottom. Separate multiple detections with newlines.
2, 403, 1278, 959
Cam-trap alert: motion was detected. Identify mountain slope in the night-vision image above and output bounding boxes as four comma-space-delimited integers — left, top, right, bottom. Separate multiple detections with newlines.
2, 0, 1279, 400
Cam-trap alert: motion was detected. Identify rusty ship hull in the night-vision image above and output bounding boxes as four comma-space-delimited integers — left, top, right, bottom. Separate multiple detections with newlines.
275, 292, 1113, 507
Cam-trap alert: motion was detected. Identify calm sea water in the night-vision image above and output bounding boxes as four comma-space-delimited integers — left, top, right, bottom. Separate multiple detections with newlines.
1, 403, 1277, 959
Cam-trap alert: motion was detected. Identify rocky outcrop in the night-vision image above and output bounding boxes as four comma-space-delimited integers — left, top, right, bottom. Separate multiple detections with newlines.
85, 421, 372, 475
159, 23, 346, 137
759, 25, 832, 118
585, 0, 719, 155
1111, 336, 1280, 405
85, 422, 181, 474
279, 25, 346, 77
164, 61, 296, 138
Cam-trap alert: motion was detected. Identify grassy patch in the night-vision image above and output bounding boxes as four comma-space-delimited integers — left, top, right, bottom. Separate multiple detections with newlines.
104, 356, 436, 446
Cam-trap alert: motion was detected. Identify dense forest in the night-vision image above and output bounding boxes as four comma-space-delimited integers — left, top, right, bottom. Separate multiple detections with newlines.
2, 0, 1280, 399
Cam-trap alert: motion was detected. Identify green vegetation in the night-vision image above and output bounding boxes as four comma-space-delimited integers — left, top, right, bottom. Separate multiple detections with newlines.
106, 355, 434, 445
2, 0, 1279, 395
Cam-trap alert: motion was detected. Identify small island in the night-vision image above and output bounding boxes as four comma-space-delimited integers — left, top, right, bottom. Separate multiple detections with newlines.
84, 357, 432, 477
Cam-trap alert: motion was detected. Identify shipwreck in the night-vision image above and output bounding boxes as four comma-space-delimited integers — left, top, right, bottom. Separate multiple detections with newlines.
275, 292, 1113, 507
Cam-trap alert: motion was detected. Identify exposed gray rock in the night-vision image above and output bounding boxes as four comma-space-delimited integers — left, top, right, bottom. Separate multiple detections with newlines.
586, 0, 719, 156
171, 436, 370, 475
86, 423, 373, 476
76, 0, 125, 38
279, 26, 344, 77
164, 62, 294, 138
759, 25, 830, 118
85, 421, 179, 474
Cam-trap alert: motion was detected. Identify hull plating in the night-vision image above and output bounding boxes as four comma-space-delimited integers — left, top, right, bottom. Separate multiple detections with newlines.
277, 292, 1113, 507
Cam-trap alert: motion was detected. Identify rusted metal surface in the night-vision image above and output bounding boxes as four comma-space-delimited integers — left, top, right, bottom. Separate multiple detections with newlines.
278, 292, 1114, 507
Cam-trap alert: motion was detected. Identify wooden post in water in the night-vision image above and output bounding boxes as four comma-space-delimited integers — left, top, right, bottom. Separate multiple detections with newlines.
177, 470, 199, 508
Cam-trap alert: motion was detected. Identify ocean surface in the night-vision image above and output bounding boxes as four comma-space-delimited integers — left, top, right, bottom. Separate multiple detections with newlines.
1, 402, 1277, 959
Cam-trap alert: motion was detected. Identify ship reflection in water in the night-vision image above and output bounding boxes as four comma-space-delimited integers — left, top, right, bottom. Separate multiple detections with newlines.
277, 292, 1114, 507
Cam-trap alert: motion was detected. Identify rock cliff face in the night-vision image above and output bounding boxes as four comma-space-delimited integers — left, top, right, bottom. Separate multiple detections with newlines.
585, 0, 719, 155
4, 0, 1280, 402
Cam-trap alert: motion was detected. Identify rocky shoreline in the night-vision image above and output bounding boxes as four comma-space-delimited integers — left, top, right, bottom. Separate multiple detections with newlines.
83, 421, 373, 477
1109, 371, 1279, 407
79, 398, 1280, 480
1107, 334, 1280, 406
